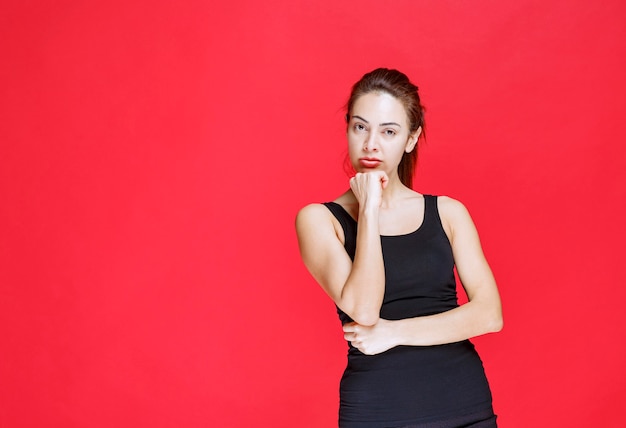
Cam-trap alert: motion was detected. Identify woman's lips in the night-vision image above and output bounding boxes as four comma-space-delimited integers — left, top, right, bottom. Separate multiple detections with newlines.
359, 158, 382, 168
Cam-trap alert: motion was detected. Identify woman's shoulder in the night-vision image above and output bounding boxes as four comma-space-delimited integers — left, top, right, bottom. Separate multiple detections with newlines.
295, 200, 351, 247
435, 195, 467, 212
296, 191, 356, 239
296, 203, 332, 225
299, 190, 358, 217
433, 195, 474, 237
296, 191, 349, 226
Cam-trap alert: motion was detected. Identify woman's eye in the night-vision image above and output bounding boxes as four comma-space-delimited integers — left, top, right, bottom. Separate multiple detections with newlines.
385, 129, 396, 136
354, 123, 366, 131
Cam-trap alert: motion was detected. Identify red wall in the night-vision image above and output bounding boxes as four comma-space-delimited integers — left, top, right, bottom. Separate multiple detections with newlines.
2, 1, 625, 426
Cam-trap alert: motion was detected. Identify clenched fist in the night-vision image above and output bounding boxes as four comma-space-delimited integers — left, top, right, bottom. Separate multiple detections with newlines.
349, 171, 389, 210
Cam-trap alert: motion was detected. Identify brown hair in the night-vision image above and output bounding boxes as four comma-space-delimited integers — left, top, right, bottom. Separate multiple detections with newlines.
346, 68, 425, 188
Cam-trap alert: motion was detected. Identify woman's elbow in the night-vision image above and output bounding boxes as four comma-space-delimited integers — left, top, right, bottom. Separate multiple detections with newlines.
353, 312, 380, 327
339, 295, 382, 326
344, 304, 380, 326
486, 310, 503, 333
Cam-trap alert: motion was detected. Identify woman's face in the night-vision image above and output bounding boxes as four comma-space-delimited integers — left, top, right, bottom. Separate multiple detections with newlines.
347, 92, 418, 178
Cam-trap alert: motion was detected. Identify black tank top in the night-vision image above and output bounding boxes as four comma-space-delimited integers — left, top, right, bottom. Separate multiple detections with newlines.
323, 195, 495, 427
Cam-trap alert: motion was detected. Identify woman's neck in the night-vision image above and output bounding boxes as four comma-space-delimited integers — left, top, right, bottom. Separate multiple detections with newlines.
378, 176, 413, 208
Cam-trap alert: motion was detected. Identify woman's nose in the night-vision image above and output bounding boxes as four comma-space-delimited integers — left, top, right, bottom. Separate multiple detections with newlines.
363, 133, 378, 151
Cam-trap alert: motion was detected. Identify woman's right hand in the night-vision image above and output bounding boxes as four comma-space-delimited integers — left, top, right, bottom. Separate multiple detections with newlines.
349, 171, 389, 210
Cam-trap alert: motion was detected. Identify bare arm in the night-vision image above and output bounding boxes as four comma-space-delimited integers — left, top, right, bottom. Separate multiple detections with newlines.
295, 172, 388, 326
343, 197, 502, 353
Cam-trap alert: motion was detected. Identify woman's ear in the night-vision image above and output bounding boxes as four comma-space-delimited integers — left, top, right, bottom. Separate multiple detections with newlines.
405, 126, 422, 153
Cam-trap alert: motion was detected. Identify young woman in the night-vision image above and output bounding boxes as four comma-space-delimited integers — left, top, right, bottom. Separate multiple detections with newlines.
296, 68, 503, 428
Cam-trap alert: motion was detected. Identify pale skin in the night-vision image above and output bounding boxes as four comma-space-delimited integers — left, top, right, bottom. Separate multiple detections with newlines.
296, 92, 502, 356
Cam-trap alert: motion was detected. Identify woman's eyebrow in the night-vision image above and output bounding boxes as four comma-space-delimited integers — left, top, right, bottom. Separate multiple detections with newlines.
352, 116, 401, 128
352, 115, 369, 123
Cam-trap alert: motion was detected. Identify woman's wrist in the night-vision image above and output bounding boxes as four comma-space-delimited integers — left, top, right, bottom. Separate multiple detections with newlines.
393, 318, 411, 347
358, 204, 380, 220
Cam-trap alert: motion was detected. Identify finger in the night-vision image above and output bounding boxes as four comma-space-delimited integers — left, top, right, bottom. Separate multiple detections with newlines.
342, 322, 356, 332
380, 172, 389, 189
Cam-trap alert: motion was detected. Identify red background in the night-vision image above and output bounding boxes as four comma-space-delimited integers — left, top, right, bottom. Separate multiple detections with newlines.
2, 1, 625, 426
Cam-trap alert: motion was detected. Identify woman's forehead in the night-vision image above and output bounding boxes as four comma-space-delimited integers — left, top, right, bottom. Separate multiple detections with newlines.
352, 92, 408, 124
